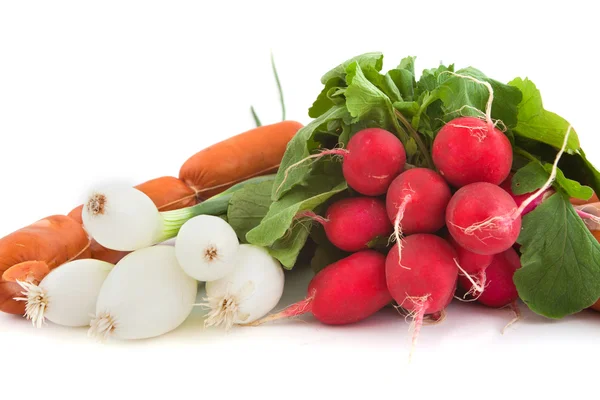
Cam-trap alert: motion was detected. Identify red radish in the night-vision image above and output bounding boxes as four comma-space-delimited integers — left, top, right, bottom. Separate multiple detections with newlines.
276, 128, 406, 196
447, 235, 493, 296
459, 247, 521, 308
249, 250, 391, 326
432, 116, 512, 187
501, 174, 600, 226
446, 182, 522, 255
386, 168, 452, 236
500, 174, 554, 215
299, 197, 392, 252
386, 168, 452, 269
385, 234, 458, 360
447, 126, 573, 255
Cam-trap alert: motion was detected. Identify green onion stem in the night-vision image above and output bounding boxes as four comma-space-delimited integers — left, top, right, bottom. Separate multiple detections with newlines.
158, 174, 276, 241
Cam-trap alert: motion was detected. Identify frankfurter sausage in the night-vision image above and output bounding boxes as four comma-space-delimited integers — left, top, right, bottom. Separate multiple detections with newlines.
179, 120, 302, 200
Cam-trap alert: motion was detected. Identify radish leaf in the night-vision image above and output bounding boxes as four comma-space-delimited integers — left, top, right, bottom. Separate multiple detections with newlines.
508, 77, 580, 152
320, 52, 383, 84
515, 192, 600, 319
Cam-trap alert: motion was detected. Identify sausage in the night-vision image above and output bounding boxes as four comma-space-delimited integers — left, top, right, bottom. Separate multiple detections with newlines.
179, 120, 303, 200
0, 215, 92, 314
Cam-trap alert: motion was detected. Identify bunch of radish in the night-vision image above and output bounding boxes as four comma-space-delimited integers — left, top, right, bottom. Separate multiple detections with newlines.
250, 102, 574, 360
14, 193, 286, 341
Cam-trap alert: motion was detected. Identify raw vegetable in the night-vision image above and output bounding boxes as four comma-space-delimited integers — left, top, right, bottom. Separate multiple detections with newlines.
175, 215, 240, 282
432, 117, 512, 187
250, 250, 391, 326
276, 127, 406, 197
82, 175, 275, 252
446, 182, 522, 255
298, 197, 392, 252
180, 121, 303, 200
201, 244, 284, 329
386, 167, 451, 241
0, 215, 92, 314
385, 234, 458, 359
459, 248, 521, 308
82, 184, 164, 252
89, 245, 197, 341
447, 235, 493, 296
500, 174, 554, 215
340, 128, 406, 196
15, 259, 114, 328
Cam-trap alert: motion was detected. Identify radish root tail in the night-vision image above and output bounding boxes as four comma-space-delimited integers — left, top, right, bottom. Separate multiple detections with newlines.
275, 148, 349, 196
458, 125, 572, 238
440, 71, 495, 132
244, 291, 315, 327
502, 301, 522, 334
404, 295, 430, 364
295, 210, 330, 226
391, 194, 413, 270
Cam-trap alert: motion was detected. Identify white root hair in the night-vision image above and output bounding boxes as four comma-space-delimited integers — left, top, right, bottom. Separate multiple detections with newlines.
88, 311, 117, 341
14, 280, 48, 328
455, 125, 573, 239
440, 71, 495, 131
391, 194, 413, 271
197, 281, 254, 330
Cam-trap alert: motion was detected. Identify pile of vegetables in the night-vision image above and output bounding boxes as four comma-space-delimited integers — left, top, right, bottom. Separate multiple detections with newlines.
2, 51, 600, 357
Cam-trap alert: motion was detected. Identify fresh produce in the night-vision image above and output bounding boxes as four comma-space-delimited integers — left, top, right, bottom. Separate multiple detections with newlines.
180, 120, 303, 200
276, 127, 406, 197
446, 182, 522, 255
499, 174, 554, 216
299, 197, 392, 252
15, 259, 114, 328
82, 184, 164, 252
433, 117, 512, 187
0, 215, 91, 314
175, 215, 240, 282
251, 250, 390, 326
386, 167, 451, 239
385, 234, 458, 357
340, 128, 406, 195
4, 50, 600, 355
89, 245, 197, 340
459, 247, 521, 308
447, 235, 493, 296
82, 175, 275, 252
202, 244, 284, 329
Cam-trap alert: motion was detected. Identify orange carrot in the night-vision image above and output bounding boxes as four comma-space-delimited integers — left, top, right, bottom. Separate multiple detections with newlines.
0, 215, 91, 314
179, 120, 302, 200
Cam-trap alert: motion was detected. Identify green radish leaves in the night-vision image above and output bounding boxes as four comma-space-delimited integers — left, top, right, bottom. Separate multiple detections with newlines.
227, 180, 274, 242
320, 52, 384, 84
247, 171, 347, 269
515, 192, 600, 319
272, 105, 348, 200
509, 78, 580, 152
512, 161, 594, 200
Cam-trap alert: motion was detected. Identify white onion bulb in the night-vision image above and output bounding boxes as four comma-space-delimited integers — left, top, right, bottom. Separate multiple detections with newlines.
81, 184, 164, 251
202, 244, 284, 329
16, 259, 114, 328
88, 245, 198, 341
175, 215, 240, 282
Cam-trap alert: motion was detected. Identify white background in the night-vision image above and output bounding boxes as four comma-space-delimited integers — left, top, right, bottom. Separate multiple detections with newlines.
1, 1, 599, 399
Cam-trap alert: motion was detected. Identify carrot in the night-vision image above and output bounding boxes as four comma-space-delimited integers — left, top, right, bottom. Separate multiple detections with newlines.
0, 215, 91, 315
179, 120, 303, 200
